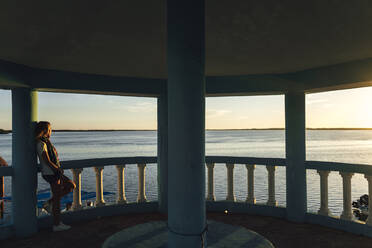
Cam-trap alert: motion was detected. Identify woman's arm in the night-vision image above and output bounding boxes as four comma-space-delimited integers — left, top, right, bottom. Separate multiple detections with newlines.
41, 151, 61, 172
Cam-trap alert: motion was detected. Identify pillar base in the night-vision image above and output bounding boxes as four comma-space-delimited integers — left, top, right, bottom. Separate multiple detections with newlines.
206, 196, 216, 202
116, 199, 127, 205
246, 198, 256, 204
340, 212, 353, 221
267, 200, 278, 207
95, 201, 106, 207
168, 231, 205, 248
317, 208, 331, 216
102, 220, 274, 248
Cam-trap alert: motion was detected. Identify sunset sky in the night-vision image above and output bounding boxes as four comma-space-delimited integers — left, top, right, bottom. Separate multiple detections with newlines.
0, 87, 372, 130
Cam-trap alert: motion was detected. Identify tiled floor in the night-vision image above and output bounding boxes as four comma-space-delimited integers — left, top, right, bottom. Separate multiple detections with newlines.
1, 212, 371, 248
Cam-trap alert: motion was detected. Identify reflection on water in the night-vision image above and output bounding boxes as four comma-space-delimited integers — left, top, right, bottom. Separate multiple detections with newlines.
1, 130, 372, 219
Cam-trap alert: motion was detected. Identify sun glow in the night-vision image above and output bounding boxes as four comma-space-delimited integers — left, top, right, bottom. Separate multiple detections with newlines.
306, 86, 372, 128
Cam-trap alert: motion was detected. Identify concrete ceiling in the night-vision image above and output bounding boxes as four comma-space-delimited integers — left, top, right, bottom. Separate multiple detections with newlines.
0, 0, 372, 79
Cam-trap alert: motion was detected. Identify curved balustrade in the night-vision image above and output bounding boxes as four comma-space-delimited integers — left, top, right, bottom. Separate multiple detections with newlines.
204, 157, 286, 208
62, 157, 157, 208
2, 156, 372, 240
306, 161, 372, 226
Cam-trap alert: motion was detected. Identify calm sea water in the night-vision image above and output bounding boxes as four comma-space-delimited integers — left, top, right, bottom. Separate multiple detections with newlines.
1, 130, 372, 219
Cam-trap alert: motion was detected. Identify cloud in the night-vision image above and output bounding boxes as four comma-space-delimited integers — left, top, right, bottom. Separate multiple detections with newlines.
125, 102, 157, 113
206, 109, 231, 118
306, 98, 329, 105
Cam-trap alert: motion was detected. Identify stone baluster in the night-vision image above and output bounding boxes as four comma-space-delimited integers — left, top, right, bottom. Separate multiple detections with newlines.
317, 170, 331, 216
339, 172, 354, 220
206, 163, 216, 201
226, 163, 236, 202
116, 165, 127, 204
245, 164, 256, 204
71, 168, 83, 210
137, 164, 147, 203
364, 174, 372, 225
266, 165, 278, 206
94, 166, 105, 207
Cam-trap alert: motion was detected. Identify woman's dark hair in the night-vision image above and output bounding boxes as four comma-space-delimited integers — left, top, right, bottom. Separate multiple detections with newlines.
35, 121, 50, 140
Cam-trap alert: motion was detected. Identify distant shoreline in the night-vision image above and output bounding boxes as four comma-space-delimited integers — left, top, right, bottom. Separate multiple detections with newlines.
2, 128, 372, 134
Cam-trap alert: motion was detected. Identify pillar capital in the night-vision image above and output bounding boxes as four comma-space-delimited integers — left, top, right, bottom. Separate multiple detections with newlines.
206, 163, 215, 169
115, 164, 126, 170
317, 170, 330, 177
71, 168, 83, 174
266, 165, 276, 172
94, 166, 104, 173
137, 163, 146, 169
364, 174, 372, 182
226, 163, 234, 169
339, 172, 354, 179
245, 164, 256, 170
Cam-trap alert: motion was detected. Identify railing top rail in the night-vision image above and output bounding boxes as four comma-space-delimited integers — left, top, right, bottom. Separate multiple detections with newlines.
306, 160, 372, 175
60, 156, 157, 170
205, 156, 286, 166
0, 166, 13, 177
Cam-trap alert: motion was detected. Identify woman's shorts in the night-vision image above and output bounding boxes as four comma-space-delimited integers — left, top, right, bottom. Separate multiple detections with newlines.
42, 174, 60, 184
42, 174, 72, 185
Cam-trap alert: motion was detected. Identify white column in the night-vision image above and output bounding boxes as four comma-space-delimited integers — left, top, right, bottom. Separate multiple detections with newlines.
364, 174, 372, 225
246, 164, 256, 204
266, 165, 278, 206
340, 172, 354, 220
116, 165, 127, 204
167, 0, 206, 246
94, 166, 105, 207
206, 163, 216, 201
71, 168, 83, 210
226, 163, 236, 202
317, 170, 330, 216
137, 164, 147, 203
11, 89, 38, 237
285, 92, 306, 222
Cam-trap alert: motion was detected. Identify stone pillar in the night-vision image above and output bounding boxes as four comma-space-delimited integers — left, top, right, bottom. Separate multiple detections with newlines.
167, 0, 206, 246
246, 164, 256, 204
285, 91, 306, 221
206, 163, 216, 201
364, 175, 372, 225
157, 93, 168, 213
11, 88, 38, 237
340, 172, 354, 220
317, 170, 331, 216
116, 165, 127, 204
71, 168, 83, 210
137, 164, 147, 203
94, 166, 105, 207
266, 165, 278, 206
226, 164, 236, 202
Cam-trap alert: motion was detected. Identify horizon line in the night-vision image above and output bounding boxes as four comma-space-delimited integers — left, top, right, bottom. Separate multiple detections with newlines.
2, 127, 372, 133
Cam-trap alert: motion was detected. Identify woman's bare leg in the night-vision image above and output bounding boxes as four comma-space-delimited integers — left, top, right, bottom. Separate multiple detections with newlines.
51, 180, 62, 226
